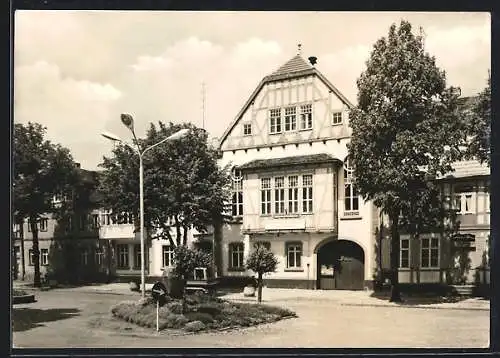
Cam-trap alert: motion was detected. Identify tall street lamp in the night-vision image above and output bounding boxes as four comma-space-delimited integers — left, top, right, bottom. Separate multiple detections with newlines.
102, 114, 189, 298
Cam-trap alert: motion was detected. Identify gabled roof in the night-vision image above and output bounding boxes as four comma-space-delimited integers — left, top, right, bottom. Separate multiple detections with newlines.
219, 54, 354, 149
239, 153, 340, 171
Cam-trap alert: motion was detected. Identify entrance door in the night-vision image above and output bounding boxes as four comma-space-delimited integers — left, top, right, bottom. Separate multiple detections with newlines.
317, 240, 365, 290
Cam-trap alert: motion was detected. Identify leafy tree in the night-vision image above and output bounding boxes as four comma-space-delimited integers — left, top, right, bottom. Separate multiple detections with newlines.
347, 21, 464, 302
465, 73, 491, 166
246, 244, 278, 303
98, 122, 231, 260
13, 122, 79, 287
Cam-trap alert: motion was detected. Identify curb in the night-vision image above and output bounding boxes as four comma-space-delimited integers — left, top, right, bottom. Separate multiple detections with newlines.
13, 294, 36, 304
223, 297, 489, 312
339, 302, 490, 312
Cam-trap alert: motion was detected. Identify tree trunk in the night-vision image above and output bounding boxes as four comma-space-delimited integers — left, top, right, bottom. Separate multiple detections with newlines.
175, 217, 181, 246
257, 272, 263, 303
20, 219, 25, 280
30, 217, 42, 288
182, 226, 188, 246
212, 214, 223, 278
389, 212, 402, 302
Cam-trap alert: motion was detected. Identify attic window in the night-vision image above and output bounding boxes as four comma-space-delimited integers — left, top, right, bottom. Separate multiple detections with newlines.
243, 123, 252, 136
332, 111, 342, 125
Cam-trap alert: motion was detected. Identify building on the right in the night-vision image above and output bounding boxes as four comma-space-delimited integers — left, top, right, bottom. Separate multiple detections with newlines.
390, 158, 491, 288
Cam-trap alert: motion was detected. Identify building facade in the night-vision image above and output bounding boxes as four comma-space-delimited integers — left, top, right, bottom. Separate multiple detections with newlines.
215, 52, 491, 290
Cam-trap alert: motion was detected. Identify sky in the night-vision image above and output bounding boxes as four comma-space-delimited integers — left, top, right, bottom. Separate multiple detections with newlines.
14, 11, 491, 170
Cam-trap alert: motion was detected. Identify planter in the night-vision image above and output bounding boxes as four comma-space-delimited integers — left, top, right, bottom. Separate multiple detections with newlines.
13, 294, 36, 304
451, 284, 474, 296
243, 285, 256, 297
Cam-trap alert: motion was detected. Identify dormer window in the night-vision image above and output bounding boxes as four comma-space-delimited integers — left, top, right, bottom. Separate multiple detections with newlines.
243, 123, 252, 136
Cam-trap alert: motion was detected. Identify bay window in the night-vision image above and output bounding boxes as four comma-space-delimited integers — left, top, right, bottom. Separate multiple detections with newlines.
274, 177, 285, 214
288, 176, 299, 214
261, 178, 272, 215
302, 174, 313, 213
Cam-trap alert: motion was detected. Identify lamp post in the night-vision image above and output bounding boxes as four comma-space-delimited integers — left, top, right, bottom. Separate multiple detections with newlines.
102, 115, 189, 298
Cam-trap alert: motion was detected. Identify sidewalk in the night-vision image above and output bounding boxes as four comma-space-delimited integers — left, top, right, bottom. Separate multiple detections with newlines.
13, 281, 490, 311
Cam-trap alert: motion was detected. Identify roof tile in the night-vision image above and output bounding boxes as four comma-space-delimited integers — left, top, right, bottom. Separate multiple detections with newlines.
271, 54, 312, 77
239, 153, 340, 171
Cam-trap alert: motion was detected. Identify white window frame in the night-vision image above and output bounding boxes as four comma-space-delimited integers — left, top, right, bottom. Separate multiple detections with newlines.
229, 242, 244, 269
162, 245, 174, 268
231, 168, 244, 217
261, 178, 272, 215
485, 191, 490, 213
344, 158, 359, 214
420, 237, 440, 268
274, 177, 285, 215
332, 111, 343, 125
288, 175, 299, 214
302, 174, 313, 214
28, 249, 35, 265
40, 218, 48, 232
133, 244, 141, 269
95, 248, 104, 265
243, 123, 252, 136
269, 108, 282, 134
284, 106, 297, 131
117, 244, 129, 269
400, 238, 410, 268
286, 242, 302, 269
40, 248, 49, 266
299, 104, 313, 130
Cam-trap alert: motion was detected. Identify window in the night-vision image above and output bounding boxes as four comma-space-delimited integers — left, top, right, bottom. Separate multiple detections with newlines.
117, 244, 129, 269
162, 245, 174, 268
400, 238, 410, 268
29, 249, 35, 265
284, 107, 297, 131
231, 168, 243, 217
101, 211, 112, 226
288, 176, 299, 214
80, 249, 89, 266
39, 218, 48, 232
299, 104, 313, 130
332, 111, 343, 125
274, 177, 285, 214
243, 123, 252, 135
453, 194, 462, 212
286, 242, 302, 269
261, 178, 272, 215
79, 215, 86, 231
40, 249, 49, 266
344, 158, 359, 213
302, 175, 313, 213
269, 108, 282, 134
91, 214, 99, 229
134, 244, 141, 269
464, 194, 473, 214
229, 242, 244, 269
95, 248, 104, 265
421, 237, 439, 268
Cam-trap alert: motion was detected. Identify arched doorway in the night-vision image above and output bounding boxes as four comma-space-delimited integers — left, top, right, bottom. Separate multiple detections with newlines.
316, 240, 365, 290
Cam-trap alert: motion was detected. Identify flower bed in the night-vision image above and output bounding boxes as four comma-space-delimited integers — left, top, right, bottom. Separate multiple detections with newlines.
110, 293, 297, 333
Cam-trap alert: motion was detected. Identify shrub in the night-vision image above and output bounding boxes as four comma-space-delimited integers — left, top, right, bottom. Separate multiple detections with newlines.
184, 320, 206, 332
259, 304, 297, 317
166, 301, 183, 314
136, 297, 154, 307
184, 311, 214, 324
164, 314, 189, 329
197, 303, 222, 316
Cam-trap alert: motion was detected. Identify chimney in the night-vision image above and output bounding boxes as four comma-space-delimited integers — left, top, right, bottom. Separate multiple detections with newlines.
308, 56, 317, 66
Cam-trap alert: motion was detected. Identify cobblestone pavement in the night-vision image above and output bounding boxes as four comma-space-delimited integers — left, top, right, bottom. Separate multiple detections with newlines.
12, 288, 489, 348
